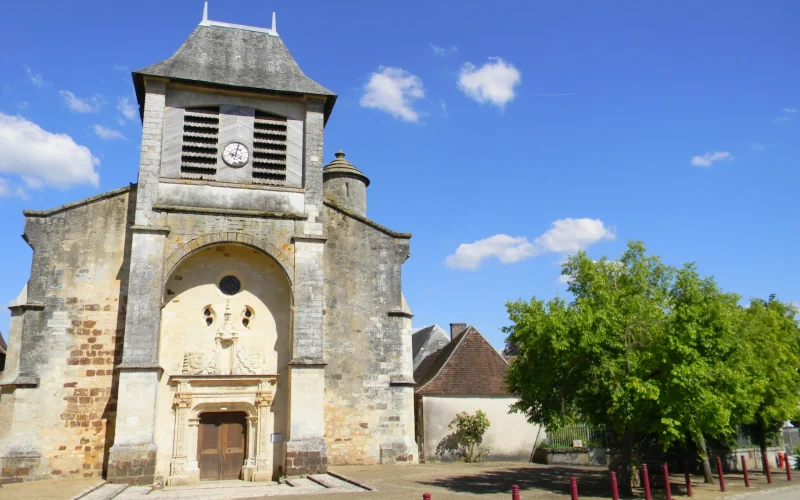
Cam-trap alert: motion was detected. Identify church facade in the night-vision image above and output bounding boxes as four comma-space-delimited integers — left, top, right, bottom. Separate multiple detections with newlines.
0, 11, 417, 486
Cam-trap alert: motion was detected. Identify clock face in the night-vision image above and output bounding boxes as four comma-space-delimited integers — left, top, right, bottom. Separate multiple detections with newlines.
222, 142, 249, 167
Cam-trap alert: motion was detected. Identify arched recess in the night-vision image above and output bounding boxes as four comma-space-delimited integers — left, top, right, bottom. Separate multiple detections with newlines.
163, 232, 295, 288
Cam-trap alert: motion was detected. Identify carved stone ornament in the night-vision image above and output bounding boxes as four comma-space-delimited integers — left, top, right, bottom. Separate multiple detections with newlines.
236, 349, 264, 375
173, 393, 192, 409
255, 390, 273, 407
182, 351, 216, 375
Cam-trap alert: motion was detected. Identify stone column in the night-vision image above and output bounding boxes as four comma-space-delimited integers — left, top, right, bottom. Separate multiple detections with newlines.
253, 386, 275, 481
107, 77, 170, 485
243, 415, 258, 481
285, 236, 327, 475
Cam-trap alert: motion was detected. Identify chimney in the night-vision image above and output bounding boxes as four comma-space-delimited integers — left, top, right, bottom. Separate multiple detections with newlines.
449, 323, 467, 341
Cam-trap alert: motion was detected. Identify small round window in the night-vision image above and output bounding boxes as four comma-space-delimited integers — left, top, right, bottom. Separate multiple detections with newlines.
219, 275, 241, 296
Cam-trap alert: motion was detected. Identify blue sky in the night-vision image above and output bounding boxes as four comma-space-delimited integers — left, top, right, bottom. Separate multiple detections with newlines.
0, 1, 798, 348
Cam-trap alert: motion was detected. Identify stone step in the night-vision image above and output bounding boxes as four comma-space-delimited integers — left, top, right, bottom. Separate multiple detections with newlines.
285, 477, 326, 489
308, 473, 366, 491
78, 483, 129, 500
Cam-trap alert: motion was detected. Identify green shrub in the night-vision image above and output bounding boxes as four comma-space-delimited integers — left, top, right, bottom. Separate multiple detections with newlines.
436, 410, 491, 462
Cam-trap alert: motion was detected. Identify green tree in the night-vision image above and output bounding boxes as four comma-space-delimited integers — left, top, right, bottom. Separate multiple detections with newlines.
436, 410, 491, 462
738, 297, 800, 454
653, 264, 746, 483
505, 241, 670, 494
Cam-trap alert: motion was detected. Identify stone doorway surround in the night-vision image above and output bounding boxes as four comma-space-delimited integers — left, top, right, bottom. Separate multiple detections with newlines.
167, 374, 278, 486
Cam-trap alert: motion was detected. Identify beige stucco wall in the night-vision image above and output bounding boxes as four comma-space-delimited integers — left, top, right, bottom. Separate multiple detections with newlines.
422, 396, 544, 462
153, 244, 291, 478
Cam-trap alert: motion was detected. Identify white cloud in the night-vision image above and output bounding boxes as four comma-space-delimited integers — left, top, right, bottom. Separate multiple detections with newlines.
93, 124, 126, 141
534, 218, 616, 253
117, 97, 137, 121
772, 115, 790, 123
457, 57, 521, 108
16, 101, 29, 110
782, 108, 797, 114
557, 274, 573, 285
360, 67, 425, 122
445, 235, 539, 271
25, 66, 46, 89
0, 178, 29, 199
59, 90, 105, 113
445, 218, 615, 271
429, 44, 458, 57
690, 151, 733, 167
750, 142, 765, 151
0, 112, 100, 190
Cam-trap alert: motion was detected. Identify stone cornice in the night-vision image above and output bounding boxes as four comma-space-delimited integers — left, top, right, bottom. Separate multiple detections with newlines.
288, 359, 327, 367
291, 236, 327, 244
153, 204, 308, 220
388, 310, 414, 319
131, 225, 171, 234
8, 303, 45, 312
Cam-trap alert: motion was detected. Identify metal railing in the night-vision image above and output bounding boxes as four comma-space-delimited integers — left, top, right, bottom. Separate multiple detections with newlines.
544, 424, 607, 449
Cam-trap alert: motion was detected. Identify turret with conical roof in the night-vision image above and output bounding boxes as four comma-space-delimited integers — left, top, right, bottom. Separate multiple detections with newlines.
323, 150, 370, 217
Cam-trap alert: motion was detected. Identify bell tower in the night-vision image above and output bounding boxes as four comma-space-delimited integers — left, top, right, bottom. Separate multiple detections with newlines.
108, 3, 336, 484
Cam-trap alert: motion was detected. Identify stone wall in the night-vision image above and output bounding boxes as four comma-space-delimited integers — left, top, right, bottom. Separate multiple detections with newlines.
322, 203, 417, 465
0, 187, 133, 483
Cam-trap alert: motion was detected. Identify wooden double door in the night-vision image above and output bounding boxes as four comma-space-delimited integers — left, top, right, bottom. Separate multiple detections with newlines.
198, 412, 247, 481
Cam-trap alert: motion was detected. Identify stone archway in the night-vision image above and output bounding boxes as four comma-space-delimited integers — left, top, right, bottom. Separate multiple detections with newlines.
163, 232, 295, 287
167, 377, 277, 485
157, 243, 292, 485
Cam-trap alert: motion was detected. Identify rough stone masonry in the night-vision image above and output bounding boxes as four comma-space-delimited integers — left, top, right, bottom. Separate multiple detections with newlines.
0, 10, 417, 486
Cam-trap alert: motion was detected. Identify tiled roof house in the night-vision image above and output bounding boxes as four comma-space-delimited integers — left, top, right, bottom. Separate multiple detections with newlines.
412, 323, 544, 462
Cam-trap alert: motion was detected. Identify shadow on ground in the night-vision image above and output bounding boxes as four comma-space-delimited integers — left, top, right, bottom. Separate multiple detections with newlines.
417, 466, 693, 498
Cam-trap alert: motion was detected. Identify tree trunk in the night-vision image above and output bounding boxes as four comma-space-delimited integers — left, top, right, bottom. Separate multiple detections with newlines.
756, 418, 768, 456
618, 426, 635, 496
697, 434, 715, 484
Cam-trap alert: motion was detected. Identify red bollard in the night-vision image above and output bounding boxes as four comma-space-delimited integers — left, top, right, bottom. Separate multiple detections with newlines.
663, 463, 672, 500
716, 457, 726, 492
683, 460, 693, 497
786, 453, 793, 481
763, 452, 773, 483
742, 455, 750, 487
570, 476, 579, 500
610, 471, 619, 500
779, 453, 784, 468
642, 464, 652, 500
423, 494, 431, 500
512, 485, 520, 500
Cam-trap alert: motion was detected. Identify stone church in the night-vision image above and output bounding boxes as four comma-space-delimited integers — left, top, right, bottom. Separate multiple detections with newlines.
0, 9, 418, 486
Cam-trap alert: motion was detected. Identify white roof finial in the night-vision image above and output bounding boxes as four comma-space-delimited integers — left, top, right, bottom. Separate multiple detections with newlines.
202, 2, 208, 23
271, 12, 277, 35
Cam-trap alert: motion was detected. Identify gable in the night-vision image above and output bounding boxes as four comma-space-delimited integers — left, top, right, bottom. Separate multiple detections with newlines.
415, 326, 510, 397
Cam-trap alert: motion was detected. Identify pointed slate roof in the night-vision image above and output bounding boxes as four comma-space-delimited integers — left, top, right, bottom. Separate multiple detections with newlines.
412, 324, 450, 370
414, 326, 511, 397
132, 21, 337, 122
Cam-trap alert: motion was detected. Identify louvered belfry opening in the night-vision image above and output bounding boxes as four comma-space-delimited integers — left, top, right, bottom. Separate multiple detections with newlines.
252, 110, 288, 186
181, 106, 220, 180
